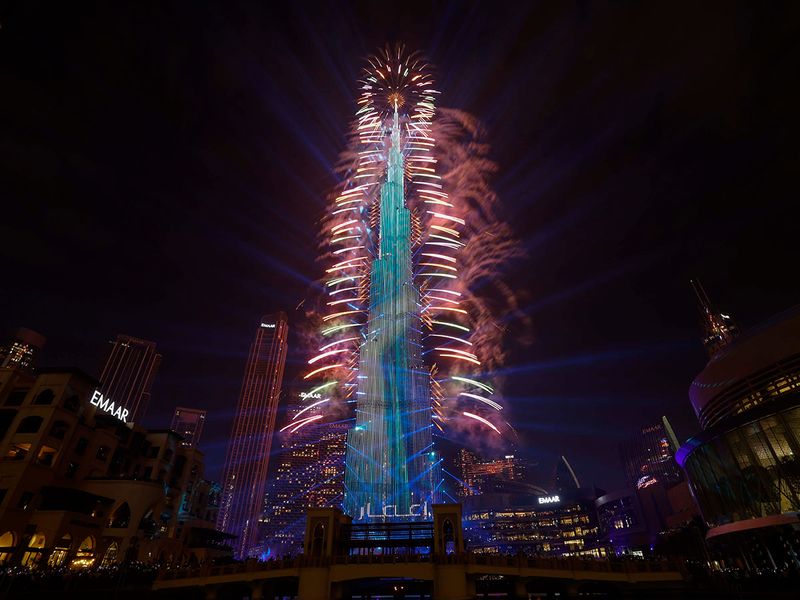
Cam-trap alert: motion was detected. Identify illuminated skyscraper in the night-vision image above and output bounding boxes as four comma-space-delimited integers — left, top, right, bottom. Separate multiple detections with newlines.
171, 407, 207, 448
218, 314, 288, 558
343, 108, 437, 521
0, 327, 45, 373
98, 334, 161, 422
261, 386, 347, 555
290, 46, 514, 524
457, 449, 526, 496
619, 417, 682, 489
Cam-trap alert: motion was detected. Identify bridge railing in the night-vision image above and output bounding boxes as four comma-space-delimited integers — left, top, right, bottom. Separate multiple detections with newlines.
157, 552, 680, 582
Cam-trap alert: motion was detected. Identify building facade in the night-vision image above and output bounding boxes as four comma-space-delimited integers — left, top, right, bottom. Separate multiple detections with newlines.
0, 327, 45, 373
171, 407, 207, 448
619, 417, 683, 490
218, 314, 288, 559
98, 334, 161, 423
676, 304, 800, 572
462, 489, 605, 558
456, 449, 526, 496
260, 384, 347, 557
0, 366, 228, 569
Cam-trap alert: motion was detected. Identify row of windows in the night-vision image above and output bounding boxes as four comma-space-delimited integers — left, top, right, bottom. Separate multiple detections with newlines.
685, 405, 800, 527
3, 388, 78, 409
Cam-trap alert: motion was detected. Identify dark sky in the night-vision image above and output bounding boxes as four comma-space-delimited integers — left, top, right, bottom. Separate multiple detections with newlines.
2, 1, 799, 489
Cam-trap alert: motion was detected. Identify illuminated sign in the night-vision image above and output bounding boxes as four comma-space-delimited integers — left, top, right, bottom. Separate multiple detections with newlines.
260, 322, 276, 328
636, 475, 658, 490
538, 495, 560, 505
299, 392, 322, 400
90, 390, 129, 423
355, 501, 429, 520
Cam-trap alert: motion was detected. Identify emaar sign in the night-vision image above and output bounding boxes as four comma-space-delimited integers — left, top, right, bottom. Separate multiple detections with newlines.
89, 390, 129, 423
538, 495, 560, 505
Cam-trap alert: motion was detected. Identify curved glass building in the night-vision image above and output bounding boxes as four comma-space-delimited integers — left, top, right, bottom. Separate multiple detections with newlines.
676, 306, 800, 570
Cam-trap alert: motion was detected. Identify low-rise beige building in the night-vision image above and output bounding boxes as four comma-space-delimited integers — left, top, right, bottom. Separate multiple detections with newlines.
0, 365, 231, 569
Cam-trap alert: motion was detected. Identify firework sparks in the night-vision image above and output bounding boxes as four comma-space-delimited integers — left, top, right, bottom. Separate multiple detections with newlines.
291, 44, 524, 445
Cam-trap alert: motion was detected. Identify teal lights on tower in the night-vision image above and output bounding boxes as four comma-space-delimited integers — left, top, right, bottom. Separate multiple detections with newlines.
344, 107, 439, 520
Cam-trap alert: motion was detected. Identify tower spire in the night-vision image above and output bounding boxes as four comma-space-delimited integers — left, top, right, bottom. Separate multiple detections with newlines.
690, 279, 739, 357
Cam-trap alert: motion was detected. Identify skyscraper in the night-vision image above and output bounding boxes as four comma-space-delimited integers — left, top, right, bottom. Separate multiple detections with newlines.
261, 386, 347, 555
0, 327, 45, 373
98, 334, 161, 422
619, 417, 682, 489
218, 314, 288, 558
290, 46, 510, 524
343, 108, 437, 521
171, 407, 207, 448
457, 449, 526, 496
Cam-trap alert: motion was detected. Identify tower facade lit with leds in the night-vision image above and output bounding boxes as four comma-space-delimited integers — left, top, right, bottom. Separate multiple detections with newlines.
289, 46, 511, 527
343, 108, 437, 520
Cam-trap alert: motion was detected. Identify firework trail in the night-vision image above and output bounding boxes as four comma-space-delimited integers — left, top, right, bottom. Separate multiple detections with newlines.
292, 45, 526, 450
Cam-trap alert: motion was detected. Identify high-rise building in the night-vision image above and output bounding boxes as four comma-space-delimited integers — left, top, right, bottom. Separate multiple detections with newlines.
98, 334, 161, 422
218, 314, 288, 559
457, 449, 526, 496
294, 47, 505, 525
260, 387, 347, 556
343, 108, 437, 521
0, 327, 45, 373
171, 407, 207, 448
619, 417, 683, 490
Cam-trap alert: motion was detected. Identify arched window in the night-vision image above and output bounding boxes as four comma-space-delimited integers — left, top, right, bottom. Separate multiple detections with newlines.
108, 502, 131, 528
16, 416, 43, 434
70, 536, 95, 569
0, 531, 16, 565
311, 522, 326, 558
33, 389, 55, 405
21, 532, 46, 567
442, 519, 456, 555
101, 542, 119, 567
48, 534, 72, 567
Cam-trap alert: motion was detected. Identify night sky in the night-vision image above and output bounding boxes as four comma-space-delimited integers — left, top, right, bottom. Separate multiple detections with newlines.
2, 1, 799, 489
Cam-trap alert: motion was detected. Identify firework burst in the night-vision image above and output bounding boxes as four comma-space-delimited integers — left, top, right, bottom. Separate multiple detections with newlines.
292, 44, 524, 448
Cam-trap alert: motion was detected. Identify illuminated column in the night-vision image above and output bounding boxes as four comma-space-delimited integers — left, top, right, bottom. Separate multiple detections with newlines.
217, 314, 289, 558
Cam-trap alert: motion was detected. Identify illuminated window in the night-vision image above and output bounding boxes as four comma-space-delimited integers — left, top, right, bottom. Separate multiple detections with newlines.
21, 532, 45, 567
48, 534, 72, 567
0, 531, 15, 565
36, 446, 57, 467
7, 444, 31, 463
70, 536, 95, 569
